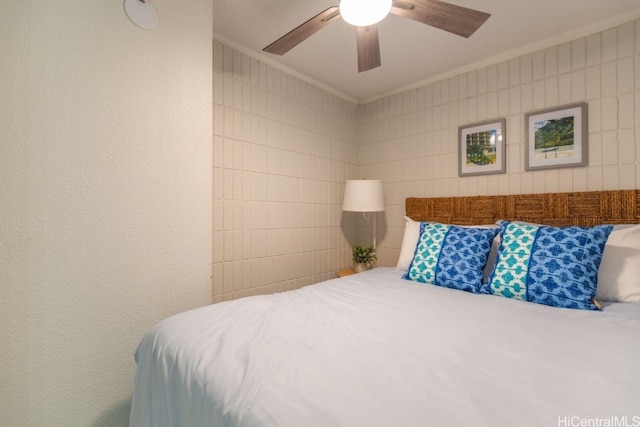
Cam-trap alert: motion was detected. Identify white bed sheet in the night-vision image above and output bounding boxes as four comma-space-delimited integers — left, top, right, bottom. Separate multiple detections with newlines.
130, 267, 640, 427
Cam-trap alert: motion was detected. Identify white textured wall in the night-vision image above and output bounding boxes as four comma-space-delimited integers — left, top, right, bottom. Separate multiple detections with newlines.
0, 1, 212, 426
212, 41, 359, 302
358, 19, 640, 267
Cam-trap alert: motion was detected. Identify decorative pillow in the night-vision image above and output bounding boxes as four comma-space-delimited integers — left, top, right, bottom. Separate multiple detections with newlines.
396, 216, 499, 279
396, 216, 422, 271
596, 224, 640, 303
482, 221, 613, 310
404, 222, 499, 293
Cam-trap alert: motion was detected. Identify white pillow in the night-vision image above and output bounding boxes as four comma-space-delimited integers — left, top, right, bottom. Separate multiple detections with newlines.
466, 224, 500, 283
483, 233, 500, 283
396, 216, 499, 280
596, 224, 640, 303
396, 216, 421, 271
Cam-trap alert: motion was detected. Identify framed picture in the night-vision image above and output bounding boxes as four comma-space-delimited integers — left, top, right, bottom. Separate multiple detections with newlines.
525, 103, 588, 171
458, 118, 506, 177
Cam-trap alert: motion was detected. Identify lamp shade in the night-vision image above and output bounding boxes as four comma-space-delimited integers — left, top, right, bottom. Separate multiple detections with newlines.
342, 180, 385, 212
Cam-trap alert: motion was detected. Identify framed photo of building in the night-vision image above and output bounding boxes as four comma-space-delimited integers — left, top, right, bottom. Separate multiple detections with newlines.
458, 118, 506, 177
525, 103, 588, 171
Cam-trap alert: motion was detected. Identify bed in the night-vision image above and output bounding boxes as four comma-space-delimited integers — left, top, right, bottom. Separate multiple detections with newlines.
130, 190, 640, 427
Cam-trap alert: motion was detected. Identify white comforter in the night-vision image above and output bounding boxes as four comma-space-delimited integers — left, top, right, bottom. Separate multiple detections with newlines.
130, 268, 640, 427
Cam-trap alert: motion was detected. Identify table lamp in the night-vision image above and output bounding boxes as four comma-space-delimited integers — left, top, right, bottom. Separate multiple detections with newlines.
342, 179, 385, 249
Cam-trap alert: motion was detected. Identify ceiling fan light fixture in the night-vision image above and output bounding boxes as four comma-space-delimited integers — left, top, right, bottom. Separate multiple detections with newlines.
339, 0, 392, 27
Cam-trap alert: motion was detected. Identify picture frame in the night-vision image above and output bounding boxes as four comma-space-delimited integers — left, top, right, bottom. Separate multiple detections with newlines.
458, 118, 506, 177
524, 103, 588, 171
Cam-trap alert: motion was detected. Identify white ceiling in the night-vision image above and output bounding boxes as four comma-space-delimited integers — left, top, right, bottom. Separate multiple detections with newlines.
213, 0, 640, 103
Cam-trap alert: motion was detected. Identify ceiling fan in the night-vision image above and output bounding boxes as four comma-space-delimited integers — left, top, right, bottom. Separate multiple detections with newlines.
263, 0, 491, 73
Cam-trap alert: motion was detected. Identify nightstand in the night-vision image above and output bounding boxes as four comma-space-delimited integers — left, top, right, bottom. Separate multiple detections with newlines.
338, 267, 356, 278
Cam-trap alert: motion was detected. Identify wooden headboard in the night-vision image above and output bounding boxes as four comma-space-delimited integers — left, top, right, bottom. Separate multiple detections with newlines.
406, 190, 640, 227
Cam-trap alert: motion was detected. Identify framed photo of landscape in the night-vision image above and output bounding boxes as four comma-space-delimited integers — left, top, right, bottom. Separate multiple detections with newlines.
458, 118, 506, 177
525, 103, 588, 171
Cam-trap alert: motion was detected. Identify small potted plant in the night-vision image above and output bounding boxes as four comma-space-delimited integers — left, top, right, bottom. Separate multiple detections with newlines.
352, 245, 377, 273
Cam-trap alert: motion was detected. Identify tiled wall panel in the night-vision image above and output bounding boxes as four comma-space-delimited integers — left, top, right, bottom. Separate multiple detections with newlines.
360, 19, 640, 267
213, 41, 359, 302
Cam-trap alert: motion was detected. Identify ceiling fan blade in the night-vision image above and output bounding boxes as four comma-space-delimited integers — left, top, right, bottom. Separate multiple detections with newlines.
356, 25, 382, 72
390, 0, 490, 38
263, 6, 341, 55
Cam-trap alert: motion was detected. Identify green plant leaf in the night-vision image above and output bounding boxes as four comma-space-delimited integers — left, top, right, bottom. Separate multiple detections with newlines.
352, 245, 377, 264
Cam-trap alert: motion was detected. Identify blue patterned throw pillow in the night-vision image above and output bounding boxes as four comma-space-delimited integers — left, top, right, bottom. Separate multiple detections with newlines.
404, 223, 499, 293
481, 221, 613, 310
